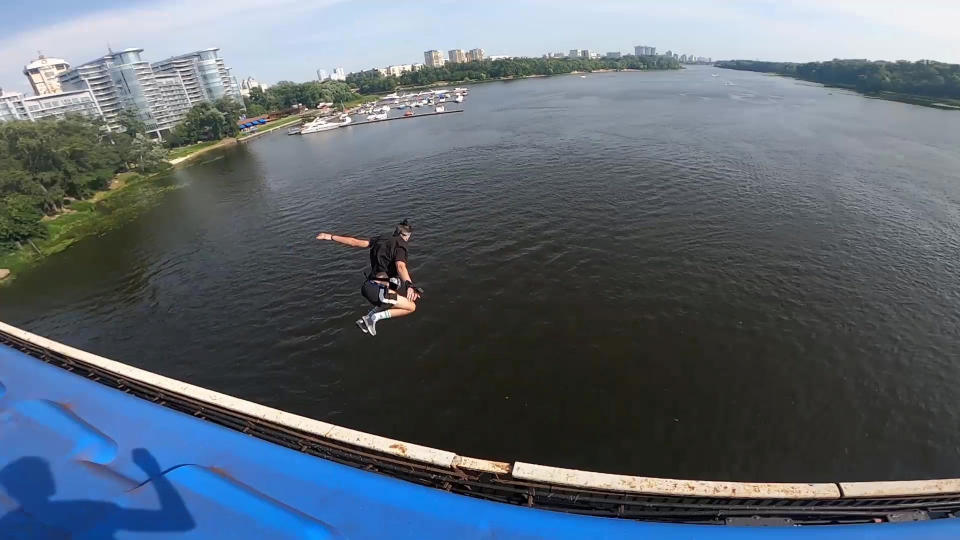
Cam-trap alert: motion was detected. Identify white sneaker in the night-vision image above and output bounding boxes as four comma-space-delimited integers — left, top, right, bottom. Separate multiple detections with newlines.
356, 315, 377, 336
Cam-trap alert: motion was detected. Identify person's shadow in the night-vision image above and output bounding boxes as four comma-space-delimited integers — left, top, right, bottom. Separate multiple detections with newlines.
0, 448, 195, 539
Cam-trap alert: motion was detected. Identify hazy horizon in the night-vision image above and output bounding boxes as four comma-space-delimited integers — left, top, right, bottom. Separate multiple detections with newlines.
2, 0, 959, 93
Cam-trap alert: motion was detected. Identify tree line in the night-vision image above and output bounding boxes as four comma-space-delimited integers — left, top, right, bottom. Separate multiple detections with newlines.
715, 59, 960, 99
163, 97, 245, 147
0, 111, 169, 254
243, 81, 360, 115
346, 56, 681, 94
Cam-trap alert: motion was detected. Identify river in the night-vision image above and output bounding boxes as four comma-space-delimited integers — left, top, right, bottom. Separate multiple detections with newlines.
4, 66, 960, 482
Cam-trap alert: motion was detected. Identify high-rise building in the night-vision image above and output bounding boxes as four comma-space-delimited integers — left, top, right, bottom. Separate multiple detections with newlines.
23, 55, 70, 96
152, 48, 242, 105
59, 53, 123, 130
448, 49, 467, 63
239, 77, 266, 98
110, 48, 190, 135
152, 73, 193, 129
606, 52, 621, 59
0, 87, 103, 123
331, 67, 346, 81
412, 63, 424, 71
634, 45, 656, 56
60, 47, 217, 137
569, 49, 582, 58
581, 50, 591, 59
424, 50, 444, 68
467, 48, 485, 62
384, 64, 413, 77
317, 69, 329, 81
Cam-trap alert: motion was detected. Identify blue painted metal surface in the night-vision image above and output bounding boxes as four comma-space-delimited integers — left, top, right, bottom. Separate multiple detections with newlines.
1, 343, 958, 539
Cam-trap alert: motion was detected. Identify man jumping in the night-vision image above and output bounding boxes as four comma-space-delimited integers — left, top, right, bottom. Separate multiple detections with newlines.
316, 219, 420, 336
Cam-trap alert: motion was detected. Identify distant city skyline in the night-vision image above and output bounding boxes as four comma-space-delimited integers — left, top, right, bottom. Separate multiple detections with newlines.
2, 0, 959, 92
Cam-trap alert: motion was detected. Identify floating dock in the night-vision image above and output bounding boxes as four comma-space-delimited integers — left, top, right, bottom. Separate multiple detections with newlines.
350, 109, 463, 127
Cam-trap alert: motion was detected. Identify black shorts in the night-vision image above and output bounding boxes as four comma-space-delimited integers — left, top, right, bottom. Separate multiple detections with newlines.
361, 280, 400, 307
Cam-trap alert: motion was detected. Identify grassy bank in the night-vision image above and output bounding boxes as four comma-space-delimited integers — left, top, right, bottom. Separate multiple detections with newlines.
168, 140, 223, 160
0, 172, 179, 282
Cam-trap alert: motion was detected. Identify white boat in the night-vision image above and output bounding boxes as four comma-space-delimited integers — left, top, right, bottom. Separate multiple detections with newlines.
712, 73, 719, 77
579, 75, 587, 78
453, 87, 468, 94
435, 105, 445, 113
366, 112, 388, 121
454, 94, 464, 103
300, 115, 351, 134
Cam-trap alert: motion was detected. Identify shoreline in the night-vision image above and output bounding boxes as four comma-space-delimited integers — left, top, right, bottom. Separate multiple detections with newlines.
390, 67, 677, 93
721, 68, 960, 111
0, 172, 180, 283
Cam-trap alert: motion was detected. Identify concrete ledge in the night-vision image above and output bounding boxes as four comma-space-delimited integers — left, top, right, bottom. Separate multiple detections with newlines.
2, 319, 952, 500
512, 462, 841, 499
0, 321, 453, 468
840, 479, 960, 498
453, 456, 512, 474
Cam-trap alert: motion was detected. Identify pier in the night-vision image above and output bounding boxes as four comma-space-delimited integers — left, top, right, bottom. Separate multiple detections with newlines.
349, 108, 464, 127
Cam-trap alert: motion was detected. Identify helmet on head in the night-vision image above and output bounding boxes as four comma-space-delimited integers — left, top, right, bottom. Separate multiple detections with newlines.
394, 219, 413, 238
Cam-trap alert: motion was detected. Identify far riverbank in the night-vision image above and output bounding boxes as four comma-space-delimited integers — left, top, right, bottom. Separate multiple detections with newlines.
389, 67, 674, 94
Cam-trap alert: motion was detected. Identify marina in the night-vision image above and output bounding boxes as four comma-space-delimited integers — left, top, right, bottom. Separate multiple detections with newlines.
288, 87, 469, 135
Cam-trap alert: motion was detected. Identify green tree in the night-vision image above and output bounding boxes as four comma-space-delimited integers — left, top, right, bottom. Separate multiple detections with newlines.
0, 194, 46, 253
128, 134, 171, 173
117, 108, 147, 136
168, 102, 231, 145
243, 98, 267, 117
214, 98, 243, 137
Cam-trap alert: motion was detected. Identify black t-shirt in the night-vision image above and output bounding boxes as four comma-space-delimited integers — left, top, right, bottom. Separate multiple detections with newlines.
367, 234, 408, 279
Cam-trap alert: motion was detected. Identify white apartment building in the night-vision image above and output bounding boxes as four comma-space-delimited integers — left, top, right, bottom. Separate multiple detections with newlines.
424, 50, 444, 68
0, 87, 103, 123
23, 55, 70, 96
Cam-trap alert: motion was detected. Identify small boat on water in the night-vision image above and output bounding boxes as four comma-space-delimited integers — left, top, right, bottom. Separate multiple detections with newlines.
404, 109, 414, 117
453, 87, 468, 94
366, 112, 388, 121
435, 105, 445, 113
454, 94, 464, 103
579, 75, 587, 79
287, 126, 302, 135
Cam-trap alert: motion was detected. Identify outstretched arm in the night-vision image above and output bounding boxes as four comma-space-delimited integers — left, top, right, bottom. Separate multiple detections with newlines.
115, 448, 195, 532
316, 233, 370, 248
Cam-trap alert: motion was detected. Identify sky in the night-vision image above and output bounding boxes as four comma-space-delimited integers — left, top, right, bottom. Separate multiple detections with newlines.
2, 0, 959, 93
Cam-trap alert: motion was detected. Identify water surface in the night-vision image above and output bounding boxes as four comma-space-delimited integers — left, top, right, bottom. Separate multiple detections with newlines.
5, 66, 960, 482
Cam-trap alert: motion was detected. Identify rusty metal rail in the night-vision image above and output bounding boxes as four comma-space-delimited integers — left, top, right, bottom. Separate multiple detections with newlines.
2, 325, 960, 525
